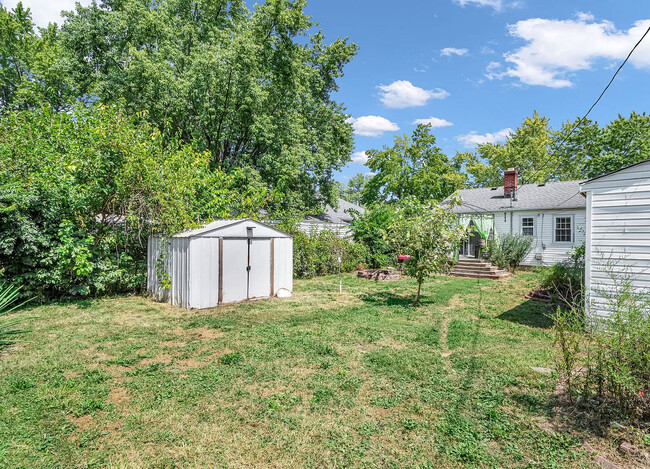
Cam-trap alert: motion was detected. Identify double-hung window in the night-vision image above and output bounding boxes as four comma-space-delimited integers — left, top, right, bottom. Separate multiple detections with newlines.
554, 216, 573, 242
521, 217, 534, 237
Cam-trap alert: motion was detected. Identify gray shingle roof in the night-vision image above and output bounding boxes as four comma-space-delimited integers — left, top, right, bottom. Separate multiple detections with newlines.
442, 180, 586, 214
304, 198, 365, 224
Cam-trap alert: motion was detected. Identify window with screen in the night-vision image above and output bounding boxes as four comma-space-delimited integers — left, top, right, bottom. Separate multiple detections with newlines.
521, 217, 534, 237
555, 217, 572, 242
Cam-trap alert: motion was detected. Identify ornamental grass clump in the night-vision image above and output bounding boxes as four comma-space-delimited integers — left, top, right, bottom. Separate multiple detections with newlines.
0, 282, 31, 347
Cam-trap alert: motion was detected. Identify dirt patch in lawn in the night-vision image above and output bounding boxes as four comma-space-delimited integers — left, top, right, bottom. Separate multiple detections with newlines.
173, 358, 206, 370
67, 414, 95, 432
174, 327, 225, 340
107, 386, 130, 405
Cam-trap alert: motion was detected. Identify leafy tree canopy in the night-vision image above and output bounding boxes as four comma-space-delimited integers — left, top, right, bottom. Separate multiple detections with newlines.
385, 196, 465, 304
455, 111, 650, 188
339, 172, 370, 205
362, 124, 464, 205
0, 103, 267, 299
0, 3, 74, 112
58, 0, 358, 211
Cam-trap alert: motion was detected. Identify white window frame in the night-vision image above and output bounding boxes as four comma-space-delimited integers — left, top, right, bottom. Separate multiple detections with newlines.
553, 214, 574, 244
520, 215, 535, 238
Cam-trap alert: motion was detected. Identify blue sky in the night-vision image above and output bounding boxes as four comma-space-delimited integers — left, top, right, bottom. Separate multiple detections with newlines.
6, 0, 649, 184
298, 0, 650, 182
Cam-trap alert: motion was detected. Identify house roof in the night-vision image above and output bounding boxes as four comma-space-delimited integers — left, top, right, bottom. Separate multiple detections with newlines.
442, 180, 586, 214
304, 198, 365, 225
580, 158, 650, 187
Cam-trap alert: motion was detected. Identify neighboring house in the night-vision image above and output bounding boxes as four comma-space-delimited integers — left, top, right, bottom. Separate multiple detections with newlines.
298, 198, 365, 237
580, 159, 650, 321
441, 169, 586, 266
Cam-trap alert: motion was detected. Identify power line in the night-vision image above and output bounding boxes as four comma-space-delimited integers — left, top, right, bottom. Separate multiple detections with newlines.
522, 24, 650, 186
454, 24, 650, 218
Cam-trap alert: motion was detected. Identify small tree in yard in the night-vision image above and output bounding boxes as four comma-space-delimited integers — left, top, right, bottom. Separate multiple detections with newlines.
386, 197, 466, 305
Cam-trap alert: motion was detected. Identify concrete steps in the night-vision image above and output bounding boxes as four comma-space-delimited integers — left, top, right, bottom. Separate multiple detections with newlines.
450, 257, 512, 280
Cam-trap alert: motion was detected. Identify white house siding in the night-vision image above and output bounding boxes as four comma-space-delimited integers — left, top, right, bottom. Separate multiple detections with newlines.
581, 161, 650, 321
491, 209, 586, 266
297, 221, 352, 237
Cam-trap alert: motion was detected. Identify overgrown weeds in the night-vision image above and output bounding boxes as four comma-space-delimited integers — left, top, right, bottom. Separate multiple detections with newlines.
552, 270, 650, 422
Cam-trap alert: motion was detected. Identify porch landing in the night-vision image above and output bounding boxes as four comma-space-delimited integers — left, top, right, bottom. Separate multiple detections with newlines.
450, 257, 512, 280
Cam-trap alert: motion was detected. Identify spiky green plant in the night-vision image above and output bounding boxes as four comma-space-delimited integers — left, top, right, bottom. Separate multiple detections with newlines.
0, 282, 31, 347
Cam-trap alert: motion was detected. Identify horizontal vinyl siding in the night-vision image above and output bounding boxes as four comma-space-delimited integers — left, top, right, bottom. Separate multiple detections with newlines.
493, 209, 585, 266
582, 160, 650, 321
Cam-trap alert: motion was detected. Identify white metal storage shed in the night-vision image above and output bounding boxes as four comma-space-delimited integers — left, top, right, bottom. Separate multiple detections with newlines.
147, 219, 293, 309
580, 159, 650, 321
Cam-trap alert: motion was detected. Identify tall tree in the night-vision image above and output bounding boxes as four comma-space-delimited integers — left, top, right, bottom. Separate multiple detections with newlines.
455, 111, 559, 188
555, 112, 650, 179
362, 124, 464, 204
0, 3, 73, 113
59, 0, 358, 211
340, 173, 369, 205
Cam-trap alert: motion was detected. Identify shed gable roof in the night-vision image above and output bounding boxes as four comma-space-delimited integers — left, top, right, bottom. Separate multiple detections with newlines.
172, 219, 290, 238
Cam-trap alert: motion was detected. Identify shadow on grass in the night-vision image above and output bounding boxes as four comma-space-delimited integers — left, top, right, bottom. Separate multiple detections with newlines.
497, 300, 553, 329
359, 291, 434, 308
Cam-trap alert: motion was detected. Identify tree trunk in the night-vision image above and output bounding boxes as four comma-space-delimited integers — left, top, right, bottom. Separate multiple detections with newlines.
414, 279, 422, 305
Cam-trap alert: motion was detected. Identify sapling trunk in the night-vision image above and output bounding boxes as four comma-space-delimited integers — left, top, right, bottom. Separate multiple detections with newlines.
415, 279, 422, 305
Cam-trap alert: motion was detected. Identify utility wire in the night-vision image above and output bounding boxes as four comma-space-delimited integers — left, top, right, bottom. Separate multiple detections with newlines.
522, 24, 650, 187
454, 24, 650, 218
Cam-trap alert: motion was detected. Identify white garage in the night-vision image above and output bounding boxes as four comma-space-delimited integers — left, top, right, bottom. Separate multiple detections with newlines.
147, 219, 293, 309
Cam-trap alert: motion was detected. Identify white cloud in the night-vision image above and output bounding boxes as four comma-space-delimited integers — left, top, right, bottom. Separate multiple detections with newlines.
412, 117, 454, 128
492, 16, 650, 88
3, 0, 91, 27
377, 80, 449, 108
351, 151, 369, 165
347, 116, 399, 138
453, 0, 504, 12
456, 128, 513, 147
441, 47, 469, 57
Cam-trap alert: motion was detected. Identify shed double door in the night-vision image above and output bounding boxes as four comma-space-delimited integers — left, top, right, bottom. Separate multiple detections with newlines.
221, 238, 271, 303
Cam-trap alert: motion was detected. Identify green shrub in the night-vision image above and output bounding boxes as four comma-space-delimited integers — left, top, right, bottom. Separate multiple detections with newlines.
349, 204, 396, 268
541, 243, 585, 305
0, 105, 267, 301
487, 234, 533, 272
553, 270, 650, 420
292, 229, 368, 278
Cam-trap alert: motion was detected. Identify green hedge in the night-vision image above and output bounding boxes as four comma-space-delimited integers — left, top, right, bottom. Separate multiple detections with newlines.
292, 230, 369, 278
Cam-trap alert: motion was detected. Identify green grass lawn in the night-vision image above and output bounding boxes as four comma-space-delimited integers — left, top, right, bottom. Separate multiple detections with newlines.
0, 272, 594, 468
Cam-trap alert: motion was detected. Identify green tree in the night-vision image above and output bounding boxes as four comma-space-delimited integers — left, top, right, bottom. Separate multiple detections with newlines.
455, 111, 559, 187
340, 173, 370, 205
59, 0, 358, 211
0, 103, 267, 300
0, 3, 73, 113
555, 112, 650, 179
385, 197, 466, 304
362, 124, 464, 204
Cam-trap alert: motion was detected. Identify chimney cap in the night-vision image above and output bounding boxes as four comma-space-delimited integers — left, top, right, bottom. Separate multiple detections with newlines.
505, 168, 518, 174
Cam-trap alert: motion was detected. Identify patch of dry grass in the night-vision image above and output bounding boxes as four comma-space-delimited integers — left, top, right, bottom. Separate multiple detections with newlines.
0, 272, 599, 468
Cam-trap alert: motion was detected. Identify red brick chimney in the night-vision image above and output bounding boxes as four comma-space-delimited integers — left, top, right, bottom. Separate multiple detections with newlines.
504, 168, 518, 197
